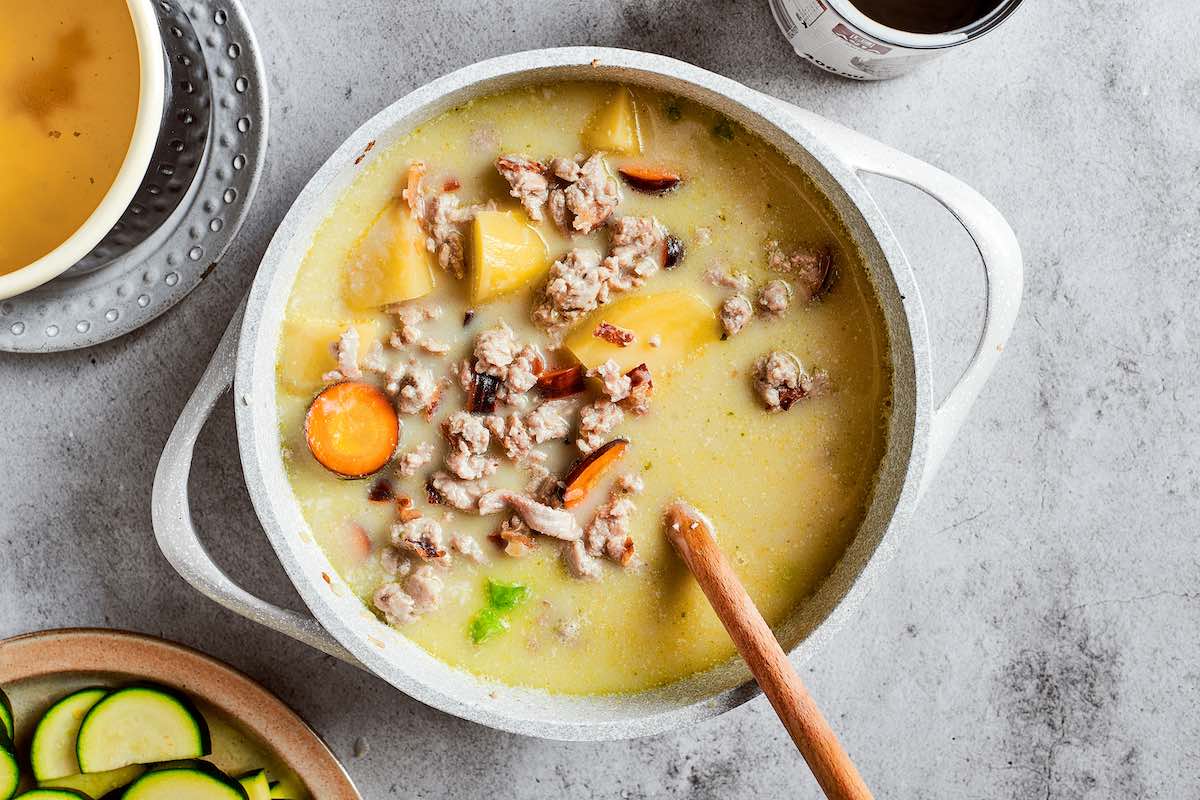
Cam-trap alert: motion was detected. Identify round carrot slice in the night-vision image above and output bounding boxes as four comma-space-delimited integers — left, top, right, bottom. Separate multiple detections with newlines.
304, 381, 399, 479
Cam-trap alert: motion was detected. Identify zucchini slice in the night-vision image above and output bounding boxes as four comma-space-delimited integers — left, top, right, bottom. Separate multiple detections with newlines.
30, 687, 108, 780
267, 778, 303, 800
13, 791, 92, 799
1, 730, 19, 800
75, 685, 210, 774
0, 688, 12, 741
39, 764, 145, 797
121, 765, 247, 800
237, 770, 270, 800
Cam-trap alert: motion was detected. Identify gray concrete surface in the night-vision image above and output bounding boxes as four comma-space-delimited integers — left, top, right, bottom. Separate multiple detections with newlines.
3, 1, 1198, 797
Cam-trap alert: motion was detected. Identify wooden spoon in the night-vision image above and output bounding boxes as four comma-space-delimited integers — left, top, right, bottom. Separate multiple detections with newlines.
664, 500, 873, 800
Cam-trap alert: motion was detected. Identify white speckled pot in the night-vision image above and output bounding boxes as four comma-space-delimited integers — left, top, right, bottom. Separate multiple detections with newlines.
152, 47, 1022, 740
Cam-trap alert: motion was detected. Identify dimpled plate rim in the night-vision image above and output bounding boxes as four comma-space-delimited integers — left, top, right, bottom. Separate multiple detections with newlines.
0, 0, 268, 354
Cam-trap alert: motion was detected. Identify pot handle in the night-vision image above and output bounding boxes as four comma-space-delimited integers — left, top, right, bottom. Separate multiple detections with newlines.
786, 105, 1023, 496
151, 299, 358, 663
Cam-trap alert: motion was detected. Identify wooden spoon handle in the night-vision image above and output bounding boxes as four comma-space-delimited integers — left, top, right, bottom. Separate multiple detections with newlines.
665, 502, 873, 800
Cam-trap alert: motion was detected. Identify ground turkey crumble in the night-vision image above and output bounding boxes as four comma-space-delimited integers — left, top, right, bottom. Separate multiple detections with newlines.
372, 563, 443, 625
752, 350, 830, 411
322, 327, 362, 383
403, 160, 491, 279
395, 441, 435, 477
590, 359, 631, 402
495, 154, 550, 221
547, 153, 621, 234
757, 279, 793, 316
532, 216, 668, 339
570, 473, 644, 577
720, 294, 753, 339
443, 410, 498, 481
576, 399, 624, 453
766, 241, 833, 302
428, 471, 491, 511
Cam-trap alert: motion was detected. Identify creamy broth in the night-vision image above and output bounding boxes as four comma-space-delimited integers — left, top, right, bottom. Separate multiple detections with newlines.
0, 0, 141, 273
276, 81, 891, 694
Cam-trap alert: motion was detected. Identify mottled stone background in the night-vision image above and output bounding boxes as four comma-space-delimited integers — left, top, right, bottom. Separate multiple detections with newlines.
2, 1, 1198, 797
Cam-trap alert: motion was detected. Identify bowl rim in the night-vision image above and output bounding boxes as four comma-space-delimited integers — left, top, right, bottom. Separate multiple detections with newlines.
0, 0, 167, 299
233, 46, 933, 740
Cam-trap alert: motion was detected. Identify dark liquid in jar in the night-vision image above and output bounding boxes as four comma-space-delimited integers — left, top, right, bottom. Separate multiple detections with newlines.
851, 0, 1006, 34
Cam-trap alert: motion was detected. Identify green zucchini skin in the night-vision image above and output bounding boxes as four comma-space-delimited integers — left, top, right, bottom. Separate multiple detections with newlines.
237, 770, 270, 800
75, 685, 211, 774
30, 688, 108, 781
12, 790, 92, 800
0, 688, 13, 741
120, 765, 248, 800
0, 729, 19, 800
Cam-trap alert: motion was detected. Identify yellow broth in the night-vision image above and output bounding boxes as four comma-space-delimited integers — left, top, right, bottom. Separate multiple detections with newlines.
0, 0, 141, 273
275, 81, 891, 694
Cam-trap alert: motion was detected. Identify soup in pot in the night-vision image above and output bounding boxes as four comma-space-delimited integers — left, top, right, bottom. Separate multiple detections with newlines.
275, 80, 892, 694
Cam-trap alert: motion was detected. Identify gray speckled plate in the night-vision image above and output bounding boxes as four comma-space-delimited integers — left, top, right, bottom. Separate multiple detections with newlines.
0, 0, 267, 353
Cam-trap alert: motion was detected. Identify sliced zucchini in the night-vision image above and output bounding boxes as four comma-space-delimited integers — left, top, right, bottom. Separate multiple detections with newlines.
30, 687, 108, 780
76, 685, 210, 774
1, 729, 19, 800
266, 778, 303, 800
0, 688, 13, 740
39, 764, 145, 797
121, 765, 247, 800
13, 790, 92, 800
237, 770, 270, 800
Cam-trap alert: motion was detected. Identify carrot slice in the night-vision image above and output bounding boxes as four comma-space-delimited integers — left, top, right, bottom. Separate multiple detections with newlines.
536, 364, 586, 399
561, 439, 629, 509
305, 381, 399, 478
618, 165, 682, 194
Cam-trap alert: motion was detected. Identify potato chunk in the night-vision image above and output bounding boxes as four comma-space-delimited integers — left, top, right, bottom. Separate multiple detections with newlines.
278, 317, 384, 394
583, 87, 642, 155
343, 200, 436, 310
470, 209, 550, 303
565, 291, 720, 374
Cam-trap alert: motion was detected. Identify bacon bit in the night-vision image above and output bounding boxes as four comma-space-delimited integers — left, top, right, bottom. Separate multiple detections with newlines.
368, 478, 395, 503
777, 385, 811, 411
620, 364, 653, 416
618, 165, 682, 194
463, 309, 476, 326
561, 438, 629, 509
422, 382, 446, 422
467, 372, 502, 413
322, 572, 332, 584
404, 161, 426, 214
536, 364, 586, 399
532, 355, 545, 376
489, 520, 536, 557
612, 536, 635, 566
594, 322, 635, 347
403, 537, 445, 562
443, 177, 461, 192
396, 495, 422, 521
425, 479, 444, 505
663, 234, 685, 269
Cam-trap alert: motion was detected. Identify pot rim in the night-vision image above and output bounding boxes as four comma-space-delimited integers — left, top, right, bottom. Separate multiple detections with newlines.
234, 46, 932, 740
0, 0, 167, 299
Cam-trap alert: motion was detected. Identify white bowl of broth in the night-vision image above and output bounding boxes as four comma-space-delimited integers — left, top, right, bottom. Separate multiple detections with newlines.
155, 47, 1021, 739
0, 0, 165, 299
